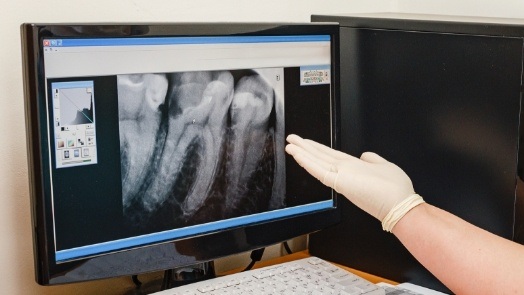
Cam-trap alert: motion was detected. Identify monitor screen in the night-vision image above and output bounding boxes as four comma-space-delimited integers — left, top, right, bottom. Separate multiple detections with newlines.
21, 23, 340, 285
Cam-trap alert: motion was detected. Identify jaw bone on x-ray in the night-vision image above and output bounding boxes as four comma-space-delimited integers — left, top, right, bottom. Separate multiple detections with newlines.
118, 69, 285, 228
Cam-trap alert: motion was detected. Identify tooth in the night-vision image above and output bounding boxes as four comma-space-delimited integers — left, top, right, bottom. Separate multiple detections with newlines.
118, 73, 167, 212
145, 72, 235, 218
181, 71, 234, 215
224, 73, 276, 216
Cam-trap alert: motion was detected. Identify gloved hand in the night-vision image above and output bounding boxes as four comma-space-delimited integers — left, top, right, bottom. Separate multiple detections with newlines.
285, 134, 424, 231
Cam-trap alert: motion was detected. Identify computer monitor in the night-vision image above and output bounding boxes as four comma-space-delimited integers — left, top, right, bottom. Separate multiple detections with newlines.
21, 23, 340, 286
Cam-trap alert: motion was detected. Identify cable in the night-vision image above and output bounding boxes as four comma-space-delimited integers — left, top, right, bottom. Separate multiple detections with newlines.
243, 248, 265, 271
160, 269, 174, 290
131, 275, 142, 288
283, 241, 293, 255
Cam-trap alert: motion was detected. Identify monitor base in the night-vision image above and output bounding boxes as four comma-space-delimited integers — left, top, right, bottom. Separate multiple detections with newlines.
126, 261, 215, 294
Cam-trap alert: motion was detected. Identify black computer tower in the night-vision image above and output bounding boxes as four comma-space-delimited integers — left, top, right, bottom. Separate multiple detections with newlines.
310, 13, 524, 293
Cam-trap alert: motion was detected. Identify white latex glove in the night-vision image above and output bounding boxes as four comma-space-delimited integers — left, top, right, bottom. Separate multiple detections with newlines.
285, 134, 424, 231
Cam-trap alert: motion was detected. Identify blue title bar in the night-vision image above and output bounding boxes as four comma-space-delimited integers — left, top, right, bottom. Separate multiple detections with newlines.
44, 35, 331, 48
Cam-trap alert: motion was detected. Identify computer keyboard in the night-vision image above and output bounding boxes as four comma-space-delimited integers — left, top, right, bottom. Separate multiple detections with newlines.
151, 256, 386, 295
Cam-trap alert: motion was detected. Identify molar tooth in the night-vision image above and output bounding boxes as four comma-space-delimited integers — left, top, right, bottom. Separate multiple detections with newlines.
144, 71, 234, 217
118, 74, 167, 211
179, 71, 234, 215
224, 72, 276, 216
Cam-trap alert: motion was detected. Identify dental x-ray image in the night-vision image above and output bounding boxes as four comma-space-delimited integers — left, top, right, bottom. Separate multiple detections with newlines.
118, 68, 285, 230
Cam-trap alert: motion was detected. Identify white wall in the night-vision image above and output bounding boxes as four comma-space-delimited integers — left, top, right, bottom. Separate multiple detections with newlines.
1, 1, 395, 294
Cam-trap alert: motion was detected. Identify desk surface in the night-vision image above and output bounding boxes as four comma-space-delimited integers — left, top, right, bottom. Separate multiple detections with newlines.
223, 250, 398, 285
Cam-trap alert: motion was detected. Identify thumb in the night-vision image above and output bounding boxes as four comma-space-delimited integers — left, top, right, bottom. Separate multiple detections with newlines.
360, 152, 388, 164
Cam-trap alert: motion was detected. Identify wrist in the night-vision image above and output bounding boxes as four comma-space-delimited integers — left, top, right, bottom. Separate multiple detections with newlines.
391, 201, 431, 236
382, 194, 425, 232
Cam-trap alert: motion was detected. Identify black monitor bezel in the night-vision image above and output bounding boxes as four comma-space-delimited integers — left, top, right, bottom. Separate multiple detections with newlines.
21, 22, 341, 285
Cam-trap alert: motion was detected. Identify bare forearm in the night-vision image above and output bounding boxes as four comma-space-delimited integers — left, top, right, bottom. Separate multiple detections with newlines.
392, 203, 524, 294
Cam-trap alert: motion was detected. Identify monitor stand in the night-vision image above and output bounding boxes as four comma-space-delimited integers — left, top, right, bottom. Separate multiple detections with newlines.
126, 261, 215, 295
